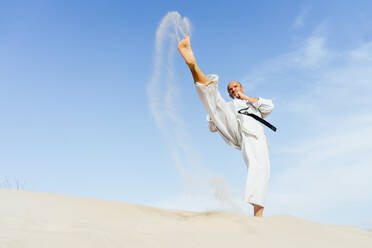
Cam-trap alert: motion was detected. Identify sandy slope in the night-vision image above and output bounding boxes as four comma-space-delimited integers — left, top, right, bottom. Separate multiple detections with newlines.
0, 189, 371, 248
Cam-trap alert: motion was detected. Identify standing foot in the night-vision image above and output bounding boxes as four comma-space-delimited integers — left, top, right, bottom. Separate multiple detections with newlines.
252, 203, 264, 217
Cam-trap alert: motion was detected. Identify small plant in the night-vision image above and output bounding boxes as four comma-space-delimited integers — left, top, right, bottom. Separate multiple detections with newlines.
0, 177, 26, 190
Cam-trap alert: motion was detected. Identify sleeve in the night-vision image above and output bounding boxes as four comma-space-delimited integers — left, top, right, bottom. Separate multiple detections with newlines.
252, 97, 274, 118
195, 74, 219, 87
196, 74, 220, 133
207, 114, 218, 132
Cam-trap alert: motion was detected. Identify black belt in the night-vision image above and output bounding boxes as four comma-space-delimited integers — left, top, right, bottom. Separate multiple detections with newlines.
238, 107, 277, 132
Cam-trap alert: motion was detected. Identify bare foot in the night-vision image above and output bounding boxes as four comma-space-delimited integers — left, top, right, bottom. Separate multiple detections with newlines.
252, 204, 264, 217
177, 35, 196, 65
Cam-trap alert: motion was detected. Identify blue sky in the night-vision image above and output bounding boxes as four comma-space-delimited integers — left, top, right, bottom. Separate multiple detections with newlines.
1, 1, 372, 229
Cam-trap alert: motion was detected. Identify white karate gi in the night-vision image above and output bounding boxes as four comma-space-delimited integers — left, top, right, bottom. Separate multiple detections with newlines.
195, 74, 274, 207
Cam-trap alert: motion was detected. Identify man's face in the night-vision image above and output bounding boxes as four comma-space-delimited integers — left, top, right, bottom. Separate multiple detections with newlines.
227, 81, 244, 99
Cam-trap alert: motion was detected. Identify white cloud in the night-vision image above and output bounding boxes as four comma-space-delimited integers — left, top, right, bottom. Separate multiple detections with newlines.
269, 120, 372, 211
349, 41, 372, 62
241, 26, 372, 225
292, 6, 311, 30
295, 36, 328, 67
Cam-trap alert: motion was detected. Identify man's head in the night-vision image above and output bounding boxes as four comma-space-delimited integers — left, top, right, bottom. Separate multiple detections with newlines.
227, 81, 244, 99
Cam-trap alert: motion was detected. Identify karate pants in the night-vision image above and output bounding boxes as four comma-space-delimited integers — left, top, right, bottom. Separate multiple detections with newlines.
241, 135, 270, 207
195, 79, 270, 207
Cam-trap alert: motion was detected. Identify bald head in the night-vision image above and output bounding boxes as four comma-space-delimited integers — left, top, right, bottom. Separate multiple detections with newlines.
227, 81, 244, 99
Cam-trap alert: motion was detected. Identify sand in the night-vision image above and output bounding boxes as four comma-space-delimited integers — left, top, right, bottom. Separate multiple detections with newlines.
0, 189, 371, 247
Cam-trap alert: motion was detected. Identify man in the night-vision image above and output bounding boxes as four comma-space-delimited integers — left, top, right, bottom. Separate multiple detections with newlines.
177, 35, 274, 217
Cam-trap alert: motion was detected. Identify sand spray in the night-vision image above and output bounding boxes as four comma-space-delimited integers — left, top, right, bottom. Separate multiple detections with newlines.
147, 12, 247, 213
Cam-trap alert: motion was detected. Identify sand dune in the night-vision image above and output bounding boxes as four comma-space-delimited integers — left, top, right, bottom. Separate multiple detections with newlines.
0, 189, 371, 247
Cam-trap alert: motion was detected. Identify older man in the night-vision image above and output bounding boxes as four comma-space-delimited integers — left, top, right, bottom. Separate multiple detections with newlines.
177, 36, 274, 217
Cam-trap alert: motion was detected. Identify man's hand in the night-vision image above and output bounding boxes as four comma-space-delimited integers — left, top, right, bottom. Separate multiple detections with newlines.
236, 92, 259, 104
177, 35, 196, 66
236, 91, 248, 100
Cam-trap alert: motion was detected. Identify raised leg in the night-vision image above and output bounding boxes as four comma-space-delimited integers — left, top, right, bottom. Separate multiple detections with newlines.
177, 35, 209, 85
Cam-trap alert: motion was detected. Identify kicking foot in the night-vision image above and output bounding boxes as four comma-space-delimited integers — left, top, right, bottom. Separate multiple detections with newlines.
177, 35, 196, 66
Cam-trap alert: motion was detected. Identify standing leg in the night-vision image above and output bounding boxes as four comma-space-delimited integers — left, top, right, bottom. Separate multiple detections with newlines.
241, 136, 271, 217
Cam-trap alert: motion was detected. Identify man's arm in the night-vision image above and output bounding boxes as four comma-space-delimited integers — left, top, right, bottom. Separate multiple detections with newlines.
177, 36, 209, 85
237, 92, 274, 117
